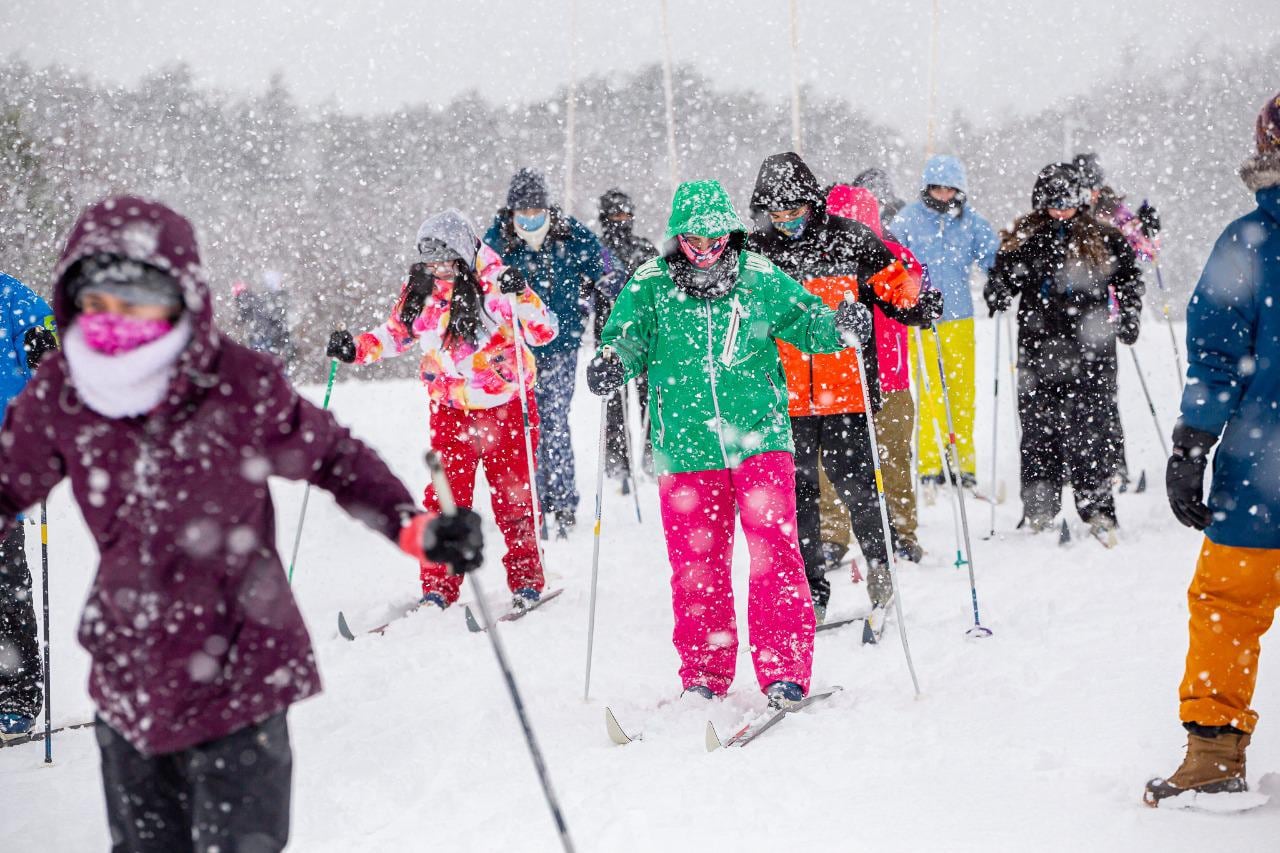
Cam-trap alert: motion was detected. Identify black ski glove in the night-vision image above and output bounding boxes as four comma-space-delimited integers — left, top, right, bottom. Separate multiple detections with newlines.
1137, 202, 1161, 238
497, 266, 526, 295
424, 508, 485, 574
915, 287, 944, 324
23, 326, 57, 370
586, 351, 625, 396
327, 330, 356, 363
984, 274, 1014, 317
407, 262, 434, 292
1117, 310, 1141, 346
1166, 422, 1218, 530
835, 299, 873, 347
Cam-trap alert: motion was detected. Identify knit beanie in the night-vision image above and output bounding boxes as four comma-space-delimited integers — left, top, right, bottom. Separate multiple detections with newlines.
506, 168, 550, 210
1240, 92, 1280, 193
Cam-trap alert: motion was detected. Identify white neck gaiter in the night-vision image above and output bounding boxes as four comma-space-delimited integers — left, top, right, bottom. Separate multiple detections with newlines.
62, 316, 194, 419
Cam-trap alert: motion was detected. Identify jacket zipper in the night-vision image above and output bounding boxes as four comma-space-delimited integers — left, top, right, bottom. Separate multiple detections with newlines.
719, 295, 742, 367
766, 370, 782, 405
655, 387, 666, 445
704, 300, 731, 468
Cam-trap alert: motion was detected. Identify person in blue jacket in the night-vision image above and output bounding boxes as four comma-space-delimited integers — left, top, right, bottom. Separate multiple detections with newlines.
1146, 92, 1280, 806
892, 155, 999, 494
0, 272, 57, 738
485, 169, 613, 538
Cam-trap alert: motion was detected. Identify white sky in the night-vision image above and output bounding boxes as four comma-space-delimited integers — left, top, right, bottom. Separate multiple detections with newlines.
5, 1, 1275, 145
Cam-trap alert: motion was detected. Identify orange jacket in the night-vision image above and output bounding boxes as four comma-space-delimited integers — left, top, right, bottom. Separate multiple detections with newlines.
777, 259, 917, 415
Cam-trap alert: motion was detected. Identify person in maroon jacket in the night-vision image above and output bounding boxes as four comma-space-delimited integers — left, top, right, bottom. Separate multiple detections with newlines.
0, 196, 483, 853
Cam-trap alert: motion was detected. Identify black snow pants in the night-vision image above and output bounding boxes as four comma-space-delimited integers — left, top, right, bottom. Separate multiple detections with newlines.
605, 374, 651, 479
98, 712, 293, 853
792, 413, 892, 609
0, 523, 42, 718
1017, 357, 1118, 526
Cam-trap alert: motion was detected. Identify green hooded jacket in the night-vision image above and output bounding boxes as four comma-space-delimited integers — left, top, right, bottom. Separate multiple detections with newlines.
599, 180, 848, 474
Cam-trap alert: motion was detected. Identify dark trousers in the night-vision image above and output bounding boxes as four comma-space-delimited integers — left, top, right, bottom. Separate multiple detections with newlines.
792, 413, 892, 608
604, 374, 650, 479
532, 348, 580, 514
1017, 363, 1117, 525
98, 712, 292, 853
1106, 396, 1129, 481
0, 523, 42, 717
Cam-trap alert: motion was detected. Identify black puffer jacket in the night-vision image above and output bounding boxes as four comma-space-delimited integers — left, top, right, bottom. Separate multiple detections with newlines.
986, 212, 1143, 382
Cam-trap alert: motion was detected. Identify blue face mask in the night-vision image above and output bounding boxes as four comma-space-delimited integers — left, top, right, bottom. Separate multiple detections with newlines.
514, 211, 548, 232
774, 214, 808, 239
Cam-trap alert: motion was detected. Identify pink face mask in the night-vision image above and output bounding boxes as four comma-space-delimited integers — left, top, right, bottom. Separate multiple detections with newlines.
79, 312, 174, 356
677, 234, 730, 270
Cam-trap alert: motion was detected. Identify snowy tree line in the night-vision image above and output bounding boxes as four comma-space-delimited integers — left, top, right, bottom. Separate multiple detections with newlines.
0, 42, 1274, 382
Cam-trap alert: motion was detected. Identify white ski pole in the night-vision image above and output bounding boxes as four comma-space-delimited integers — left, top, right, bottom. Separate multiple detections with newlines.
583, 348, 613, 701
425, 453, 577, 853
845, 295, 921, 695
987, 312, 1003, 538
508, 293, 547, 571
914, 328, 966, 567
930, 324, 992, 638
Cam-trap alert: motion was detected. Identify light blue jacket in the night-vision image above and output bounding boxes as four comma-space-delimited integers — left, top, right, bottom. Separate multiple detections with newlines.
1180, 185, 1280, 548
891, 156, 999, 322
1, 272, 54, 421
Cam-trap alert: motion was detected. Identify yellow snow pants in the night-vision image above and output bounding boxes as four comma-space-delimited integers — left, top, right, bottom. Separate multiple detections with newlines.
911, 318, 976, 477
1179, 539, 1280, 734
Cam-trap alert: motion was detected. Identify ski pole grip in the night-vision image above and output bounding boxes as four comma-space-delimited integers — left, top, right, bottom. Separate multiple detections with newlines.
425, 451, 458, 517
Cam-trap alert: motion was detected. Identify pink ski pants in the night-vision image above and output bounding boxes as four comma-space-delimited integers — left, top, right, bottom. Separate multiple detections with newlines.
657, 450, 816, 696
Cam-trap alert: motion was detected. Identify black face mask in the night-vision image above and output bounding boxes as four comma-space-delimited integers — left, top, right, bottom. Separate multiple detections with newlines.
922, 188, 966, 216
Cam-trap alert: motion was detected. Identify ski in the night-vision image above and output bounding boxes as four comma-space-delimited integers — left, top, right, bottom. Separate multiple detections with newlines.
705, 687, 843, 750
604, 707, 641, 745
465, 588, 564, 633
337, 601, 425, 640
0, 720, 95, 749
1150, 790, 1270, 813
1089, 524, 1118, 549
862, 599, 893, 645
816, 612, 867, 634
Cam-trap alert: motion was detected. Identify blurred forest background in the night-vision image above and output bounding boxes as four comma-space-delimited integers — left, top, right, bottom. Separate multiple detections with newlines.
1, 40, 1274, 381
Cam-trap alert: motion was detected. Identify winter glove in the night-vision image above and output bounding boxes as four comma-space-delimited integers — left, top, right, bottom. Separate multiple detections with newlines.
1137, 202, 1161, 238
497, 266, 526, 295
915, 288, 944, 324
1117, 310, 1141, 346
23, 326, 57, 370
399, 509, 485, 573
1166, 422, 1218, 531
326, 330, 356, 364
586, 351, 626, 396
984, 274, 1014, 317
834, 298, 873, 347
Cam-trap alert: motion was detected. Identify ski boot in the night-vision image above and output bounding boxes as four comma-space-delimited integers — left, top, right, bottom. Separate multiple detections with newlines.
512, 587, 541, 612
895, 540, 924, 563
1145, 727, 1250, 806
682, 685, 715, 701
420, 592, 449, 609
764, 681, 805, 711
1088, 516, 1118, 549
0, 712, 35, 740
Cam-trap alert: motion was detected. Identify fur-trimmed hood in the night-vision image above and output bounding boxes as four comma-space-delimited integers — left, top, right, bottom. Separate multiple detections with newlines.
1241, 151, 1280, 193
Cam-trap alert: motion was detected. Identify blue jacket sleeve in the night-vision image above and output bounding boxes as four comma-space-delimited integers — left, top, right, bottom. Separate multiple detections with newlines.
1179, 224, 1259, 436
969, 211, 999, 272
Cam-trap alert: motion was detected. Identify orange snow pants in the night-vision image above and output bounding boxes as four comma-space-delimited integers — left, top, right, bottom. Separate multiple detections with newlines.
1179, 539, 1280, 734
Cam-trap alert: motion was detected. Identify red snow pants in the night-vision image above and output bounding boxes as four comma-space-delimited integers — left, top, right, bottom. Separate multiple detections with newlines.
658, 451, 816, 696
421, 395, 543, 604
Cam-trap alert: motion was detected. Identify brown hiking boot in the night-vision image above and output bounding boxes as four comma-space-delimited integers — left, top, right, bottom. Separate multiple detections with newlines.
1144, 730, 1250, 806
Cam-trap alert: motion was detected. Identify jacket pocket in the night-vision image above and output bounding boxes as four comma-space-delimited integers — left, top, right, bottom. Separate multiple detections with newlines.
765, 370, 783, 406
654, 387, 666, 444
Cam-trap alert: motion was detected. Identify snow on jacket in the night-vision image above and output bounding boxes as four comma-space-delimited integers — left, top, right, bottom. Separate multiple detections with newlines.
599, 180, 849, 475
1179, 178, 1280, 548
355, 213, 555, 410
0, 272, 54, 418
891, 155, 999, 322
827, 185, 935, 394
484, 208, 610, 357
0, 196, 415, 755
987, 212, 1143, 383
745, 152, 919, 416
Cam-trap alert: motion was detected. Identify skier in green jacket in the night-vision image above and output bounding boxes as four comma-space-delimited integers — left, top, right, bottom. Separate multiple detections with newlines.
586, 180, 871, 706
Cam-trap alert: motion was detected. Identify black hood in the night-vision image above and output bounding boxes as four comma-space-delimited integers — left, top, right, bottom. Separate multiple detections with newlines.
749, 152, 827, 243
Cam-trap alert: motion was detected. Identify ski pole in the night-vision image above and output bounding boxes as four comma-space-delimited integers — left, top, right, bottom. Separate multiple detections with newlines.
425, 452, 577, 853
930, 324, 992, 638
1004, 309, 1021, 444
507, 295, 547, 571
619, 386, 642, 523
1128, 347, 1169, 458
1150, 257, 1186, 390
914, 329, 966, 567
39, 502, 51, 763
287, 359, 338, 584
583, 372, 611, 702
845, 295, 921, 695
987, 312, 1003, 539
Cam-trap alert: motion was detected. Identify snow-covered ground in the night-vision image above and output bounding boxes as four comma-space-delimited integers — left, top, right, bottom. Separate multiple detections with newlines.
3, 313, 1277, 852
